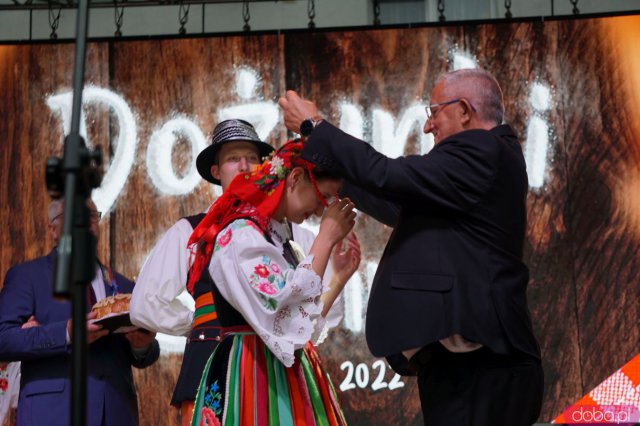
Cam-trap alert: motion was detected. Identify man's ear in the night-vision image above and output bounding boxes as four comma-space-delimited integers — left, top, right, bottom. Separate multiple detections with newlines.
210, 164, 220, 181
459, 99, 474, 125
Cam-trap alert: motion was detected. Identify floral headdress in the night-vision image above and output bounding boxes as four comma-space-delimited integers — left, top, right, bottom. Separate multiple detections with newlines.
186, 139, 328, 293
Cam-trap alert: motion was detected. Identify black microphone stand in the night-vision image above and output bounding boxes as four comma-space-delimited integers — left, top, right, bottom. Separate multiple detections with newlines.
45, 0, 102, 425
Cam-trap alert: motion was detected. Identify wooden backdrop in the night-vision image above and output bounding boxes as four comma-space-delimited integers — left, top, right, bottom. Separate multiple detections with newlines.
1, 14, 640, 425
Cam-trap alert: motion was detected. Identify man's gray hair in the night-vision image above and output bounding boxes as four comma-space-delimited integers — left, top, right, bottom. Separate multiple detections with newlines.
436, 68, 505, 126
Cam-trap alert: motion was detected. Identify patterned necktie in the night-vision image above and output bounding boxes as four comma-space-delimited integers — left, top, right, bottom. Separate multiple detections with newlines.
86, 284, 97, 313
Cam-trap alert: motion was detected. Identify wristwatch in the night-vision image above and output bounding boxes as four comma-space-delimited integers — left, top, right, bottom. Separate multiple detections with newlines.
300, 118, 320, 137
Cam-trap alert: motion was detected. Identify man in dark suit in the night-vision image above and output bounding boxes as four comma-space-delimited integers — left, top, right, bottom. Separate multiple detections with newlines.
0, 198, 160, 426
279, 68, 543, 425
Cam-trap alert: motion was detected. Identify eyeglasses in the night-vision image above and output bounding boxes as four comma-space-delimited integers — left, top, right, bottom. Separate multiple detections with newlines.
50, 211, 102, 223
425, 98, 477, 120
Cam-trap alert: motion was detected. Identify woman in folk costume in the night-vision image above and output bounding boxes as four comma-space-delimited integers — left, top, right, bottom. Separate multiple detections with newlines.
188, 139, 357, 426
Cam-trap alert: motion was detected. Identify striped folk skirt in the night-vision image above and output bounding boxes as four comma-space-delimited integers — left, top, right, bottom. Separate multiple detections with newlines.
191, 330, 347, 426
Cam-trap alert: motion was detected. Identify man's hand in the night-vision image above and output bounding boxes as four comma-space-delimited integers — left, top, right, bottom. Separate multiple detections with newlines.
278, 90, 321, 134
66, 311, 109, 344
21, 315, 40, 329
125, 329, 156, 350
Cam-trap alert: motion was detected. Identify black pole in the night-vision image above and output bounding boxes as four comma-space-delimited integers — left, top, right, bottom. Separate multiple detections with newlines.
69, 195, 93, 426
48, 0, 100, 425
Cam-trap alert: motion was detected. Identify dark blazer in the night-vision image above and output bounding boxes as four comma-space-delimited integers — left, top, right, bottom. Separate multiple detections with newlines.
302, 121, 541, 370
0, 249, 160, 426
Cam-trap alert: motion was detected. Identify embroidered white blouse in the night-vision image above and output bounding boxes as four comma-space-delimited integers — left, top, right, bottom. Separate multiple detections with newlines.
208, 218, 327, 367
130, 217, 341, 337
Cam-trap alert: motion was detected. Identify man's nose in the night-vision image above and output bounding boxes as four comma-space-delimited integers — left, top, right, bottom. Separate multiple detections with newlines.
237, 157, 250, 171
423, 117, 434, 134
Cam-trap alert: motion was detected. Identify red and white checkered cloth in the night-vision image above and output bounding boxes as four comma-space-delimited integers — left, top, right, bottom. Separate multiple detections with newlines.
554, 353, 640, 424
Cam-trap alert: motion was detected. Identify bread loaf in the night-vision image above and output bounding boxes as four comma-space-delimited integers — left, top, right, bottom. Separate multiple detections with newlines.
91, 293, 131, 319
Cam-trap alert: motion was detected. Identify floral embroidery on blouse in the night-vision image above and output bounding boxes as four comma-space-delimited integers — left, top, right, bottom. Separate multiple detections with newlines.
249, 255, 287, 310
214, 220, 262, 252
216, 228, 233, 251
254, 264, 269, 278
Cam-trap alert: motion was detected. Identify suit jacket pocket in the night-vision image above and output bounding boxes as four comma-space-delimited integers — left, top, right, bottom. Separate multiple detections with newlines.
391, 272, 453, 292
22, 378, 66, 396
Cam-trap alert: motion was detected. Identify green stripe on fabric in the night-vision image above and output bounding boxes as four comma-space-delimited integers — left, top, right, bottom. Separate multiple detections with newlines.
272, 352, 294, 426
191, 349, 217, 426
225, 337, 242, 426
300, 353, 329, 426
325, 369, 348, 425
265, 347, 280, 426
194, 305, 216, 316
